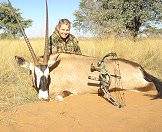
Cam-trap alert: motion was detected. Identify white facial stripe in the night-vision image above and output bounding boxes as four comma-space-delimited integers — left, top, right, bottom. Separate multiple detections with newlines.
29, 63, 34, 71
34, 66, 50, 88
38, 89, 49, 100
34, 66, 43, 88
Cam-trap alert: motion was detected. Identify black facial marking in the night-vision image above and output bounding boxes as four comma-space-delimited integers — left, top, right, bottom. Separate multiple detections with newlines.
39, 76, 49, 91
37, 65, 48, 72
33, 65, 51, 92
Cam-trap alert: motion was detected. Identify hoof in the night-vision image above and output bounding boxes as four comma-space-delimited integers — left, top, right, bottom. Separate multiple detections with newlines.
55, 95, 64, 101
40, 98, 50, 102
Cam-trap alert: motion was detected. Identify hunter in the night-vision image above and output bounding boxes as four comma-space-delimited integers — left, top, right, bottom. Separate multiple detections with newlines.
49, 19, 82, 55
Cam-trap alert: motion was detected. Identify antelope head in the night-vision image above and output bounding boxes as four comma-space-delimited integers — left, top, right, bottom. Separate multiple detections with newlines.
8, 0, 58, 100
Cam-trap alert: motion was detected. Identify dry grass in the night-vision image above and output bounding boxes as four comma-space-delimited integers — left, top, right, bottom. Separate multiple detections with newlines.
79, 36, 162, 77
0, 39, 41, 112
0, 36, 162, 113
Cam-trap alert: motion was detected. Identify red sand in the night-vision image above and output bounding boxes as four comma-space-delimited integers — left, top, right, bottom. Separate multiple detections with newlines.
0, 91, 162, 132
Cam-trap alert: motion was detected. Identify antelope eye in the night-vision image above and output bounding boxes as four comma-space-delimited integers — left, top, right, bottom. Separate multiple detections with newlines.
29, 70, 32, 75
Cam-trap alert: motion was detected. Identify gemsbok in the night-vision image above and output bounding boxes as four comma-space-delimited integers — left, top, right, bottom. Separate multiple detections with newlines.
8, 0, 162, 107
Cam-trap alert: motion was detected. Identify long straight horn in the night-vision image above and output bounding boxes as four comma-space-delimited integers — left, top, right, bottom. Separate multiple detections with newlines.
43, 0, 49, 65
7, 0, 39, 65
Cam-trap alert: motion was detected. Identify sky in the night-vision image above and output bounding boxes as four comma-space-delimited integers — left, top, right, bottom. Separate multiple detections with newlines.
1, 0, 80, 38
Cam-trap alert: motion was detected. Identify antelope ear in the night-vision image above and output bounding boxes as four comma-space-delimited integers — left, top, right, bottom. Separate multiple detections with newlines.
48, 54, 60, 68
15, 56, 30, 69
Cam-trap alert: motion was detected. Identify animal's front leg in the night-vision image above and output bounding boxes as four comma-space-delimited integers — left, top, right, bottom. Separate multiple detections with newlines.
54, 90, 72, 101
55, 94, 64, 101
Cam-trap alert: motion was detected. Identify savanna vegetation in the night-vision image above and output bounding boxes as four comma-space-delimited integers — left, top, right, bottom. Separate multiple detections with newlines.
0, 37, 162, 113
0, 2, 32, 39
74, 0, 162, 38
0, 0, 162, 123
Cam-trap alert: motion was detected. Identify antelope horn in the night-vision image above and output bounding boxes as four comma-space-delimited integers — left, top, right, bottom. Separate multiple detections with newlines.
43, 0, 49, 65
7, 0, 39, 65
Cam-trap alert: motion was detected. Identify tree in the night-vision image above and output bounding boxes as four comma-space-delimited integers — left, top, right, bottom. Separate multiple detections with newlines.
74, 0, 162, 38
0, 2, 32, 39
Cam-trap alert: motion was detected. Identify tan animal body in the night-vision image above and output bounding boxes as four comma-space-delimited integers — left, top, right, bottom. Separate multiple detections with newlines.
16, 52, 162, 103
44, 53, 162, 100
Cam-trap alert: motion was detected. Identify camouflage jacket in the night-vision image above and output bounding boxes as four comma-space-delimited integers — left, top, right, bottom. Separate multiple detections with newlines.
49, 31, 82, 55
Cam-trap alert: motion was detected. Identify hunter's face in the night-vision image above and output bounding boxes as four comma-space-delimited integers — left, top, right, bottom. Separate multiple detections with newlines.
58, 24, 70, 39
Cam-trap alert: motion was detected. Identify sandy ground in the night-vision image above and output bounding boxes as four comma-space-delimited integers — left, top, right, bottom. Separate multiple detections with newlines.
0, 90, 162, 132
